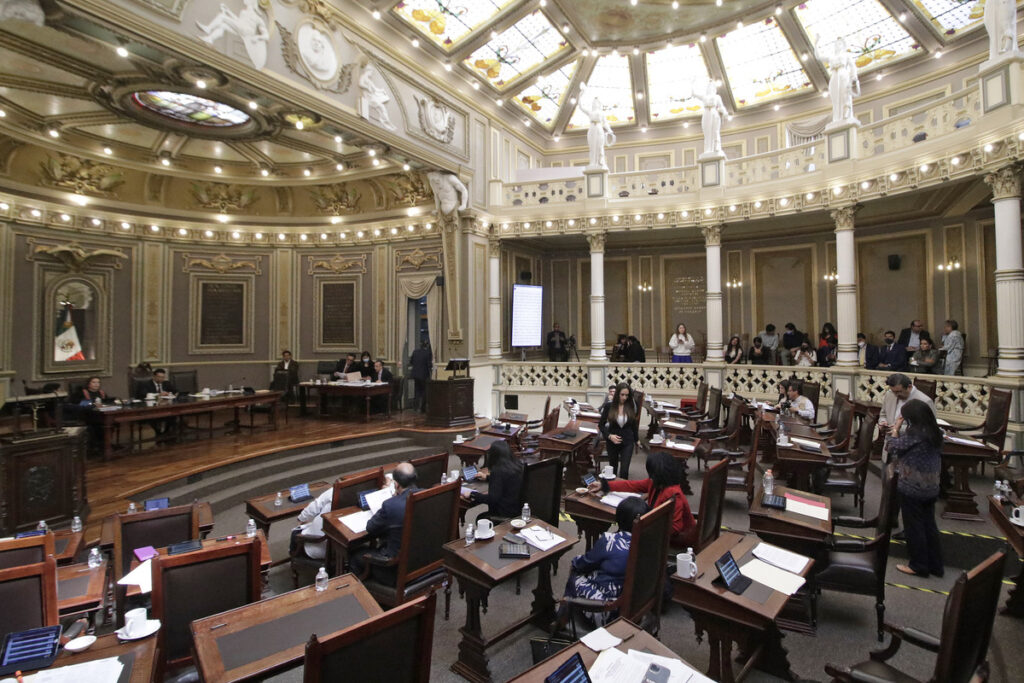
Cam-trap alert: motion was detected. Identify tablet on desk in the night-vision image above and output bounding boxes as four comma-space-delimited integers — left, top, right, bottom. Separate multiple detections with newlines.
144, 497, 170, 511
462, 465, 478, 481
714, 550, 752, 595
581, 473, 596, 487
545, 651, 592, 683
289, 483, 312, 503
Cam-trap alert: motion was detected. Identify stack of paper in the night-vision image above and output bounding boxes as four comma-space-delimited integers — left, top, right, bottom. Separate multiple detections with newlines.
579, 424, 599, 434
587, 648, 714, 683
663, 420, 689, 430
26, 657, 125, 682
667, 441, 695, 452
599, 492, 643, 508
738, 558, 806, 595
519, 525, 565, 551
789, 437, 821, 449
363, 487, 392, 514
783, 492, 829, 521
339, 509, 373, 533
580, 627, 621, 651
752, 542, 810, 574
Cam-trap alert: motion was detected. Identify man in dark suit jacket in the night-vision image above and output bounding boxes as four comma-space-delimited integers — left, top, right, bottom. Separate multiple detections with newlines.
857, 333, 881, 369
369, 360, 393, 384
877, 330, 908, 371
409, 342, 432, 413
272, 350, 300, 401
546, 323, 568, 362
333, 353, 358, 379
352, 462, 419, 585
896, 320, 929, 353
134, 368, 176, 438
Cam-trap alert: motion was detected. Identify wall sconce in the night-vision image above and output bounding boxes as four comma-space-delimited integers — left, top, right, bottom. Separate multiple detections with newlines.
637, 281, 653, 293
823, 270, 837, 281
937, 259, 961, 271
725, 279, 742, 288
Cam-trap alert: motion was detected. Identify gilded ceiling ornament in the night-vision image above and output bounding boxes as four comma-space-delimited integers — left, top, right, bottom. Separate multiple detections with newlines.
38, 154, 125, 197
182, 253, 261, 274
396, 247, 442, 271
383, 172, 432, 207
413, 93, 455, 144
310, 183, 361, 214
277, 20, 354, 92
30, 242, 126, 272
190, 181, 259, 212
308, 253, 367, 274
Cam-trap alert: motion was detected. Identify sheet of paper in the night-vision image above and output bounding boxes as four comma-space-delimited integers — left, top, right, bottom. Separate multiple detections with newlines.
519, 525, 565, 551
588, 647, 648, 683
26, 657, 124, 682
662, 408, 684, 416
580, 626, 622, 652
936, 418, 951, 427
363, 487, 393, 514
116, 558, 152, 594
784, 498, 830, 521
739, 558, 806, 595
599, 492, 643, 508
789, 437, 821, 449
579, 424, 599, 434
663, 420, 689, 430
627, 650, 715, 683
339, 510, 372, 534
753, 542, 810, 574
667, 441, 695, 452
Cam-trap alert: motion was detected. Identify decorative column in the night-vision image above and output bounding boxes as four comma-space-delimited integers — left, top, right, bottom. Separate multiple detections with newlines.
487, 238, 502, 360
985, 166, 1024, 376
587, 232, 607, 361
832, 205, 861, 367
703, 225, 724, 363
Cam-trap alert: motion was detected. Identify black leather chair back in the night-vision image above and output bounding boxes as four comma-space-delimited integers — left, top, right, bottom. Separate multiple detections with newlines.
802, 381, 821, 416
933, 552, 1006, 682
115, 505, 199, 578
696, 459, 728, 551
410, 451, 448, 488
620, 501, 672, 622
982, 388, 1012, 449
913, 378, 937, 401
169, 369, 197, 394
0, 559, 57, 641
705, 387, 722, 426
693, 382, 708, 413
0, 535, 53, 570
521, 457, 562, 526
398, 482, 460, 590
316, 361, 335, 375
332, 468, 384, 509
832, 401, 854, 445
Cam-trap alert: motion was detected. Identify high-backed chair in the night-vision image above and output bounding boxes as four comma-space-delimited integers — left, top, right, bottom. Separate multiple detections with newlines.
822, 400, 855, 453
303, 592, 436, 683
0, 533, 55, 569
913, 377, 937, 401
0, 558, 58, 642
682, 382, 709, 418
151, 538, 262, 680
695, 397, 747, 470
822, 413, 878, 516
316, 361, 336, 376
521, 457, 563, 526
824, 551, 1006, 683
410, 451, 449, 487
693, 459, 729, 552
720, 416, 764, 505
811, 392, 848, 434
696, 387, 723, 431
946, 388, 1011, 453
560, 500, 673, 635
815, 465, 899, 640
358, 481, 460, 615
169, 369, 197, 394
801, 380, 821, 419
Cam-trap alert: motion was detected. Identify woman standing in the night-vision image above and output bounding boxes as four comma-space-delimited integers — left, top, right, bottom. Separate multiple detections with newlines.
886, 399, 944, 578
464, 440, 524, 521
940, 320, 963, 375
724, 335, 744, 364
668, 323, 695, 363
599, 383, 639, 479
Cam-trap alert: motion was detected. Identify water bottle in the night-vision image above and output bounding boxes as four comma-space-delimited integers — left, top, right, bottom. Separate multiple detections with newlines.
70, 516, 83, 533
778, 422, 787, 443
274, 491, 283, 507
521, 502, 531, 524
763, 469, 775, 496
660, 428, 666, 441
315, 566, 328, 592
246, 518, 257, 538
127, 501, 137, 514
994, 479, 1004, 503
465, 522, 475, 546
87, 547, 102, 569
37, 519, 47, 532
441, 471, 447, 486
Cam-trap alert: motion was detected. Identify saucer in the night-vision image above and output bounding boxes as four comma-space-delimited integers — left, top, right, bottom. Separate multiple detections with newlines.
64, 635, 96, 653
575, 487, 589, 495
475, 529, 496, 540
510, 519, 527, 528
599, 473, 616, 480
116, 619, 161, 641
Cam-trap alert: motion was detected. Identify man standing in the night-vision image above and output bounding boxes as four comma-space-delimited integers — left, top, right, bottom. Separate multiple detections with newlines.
409, 342, 432, 413
547, 323, 568, 362
880, 373, 936, 438
857, 333, 880, 369
272, 350, 299, 401
351, 462, 419, 585
897, 320, 929, 353
877, 330, 908, 371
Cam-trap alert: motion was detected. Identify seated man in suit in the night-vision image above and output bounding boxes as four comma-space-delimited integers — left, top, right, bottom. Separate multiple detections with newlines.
351, 462, 419, 585
272, 350, 300, 401
877, 330, 908, 371
333, 353, 358, 379
134, 368, 176, 440
857, 332, 880, 369
369, 359, 393, 415
897, 319, 929, 354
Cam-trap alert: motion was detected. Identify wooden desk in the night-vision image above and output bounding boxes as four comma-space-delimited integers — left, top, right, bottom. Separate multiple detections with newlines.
671, 531, 813, 683
538, 421, 592, 488
100, 501, 215, 551
22, 633, 157, 682
497, 411, 530, 427
53, 529, 84, 565
749, 486, 832, 556
57, 558, 107, 619
88, 392, 281, 460
443, 518, 577, 682
562, 490, 613, 551
648, 438, 699, 495
244, 483, 330, 537
192, 574, 382, 682
479, 423, 526, 447
298, 381, 391, 421
659, 418, 700, 439
509, 617, 699, 682
773, 435, 831, 493
320, 505, 370, 575
942, 433, 1000, 521
453, 435, 506, 468
988, 495, 1024, 617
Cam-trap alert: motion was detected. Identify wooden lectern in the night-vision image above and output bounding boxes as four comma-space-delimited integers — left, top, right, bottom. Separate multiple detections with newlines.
426, 359, 474, 427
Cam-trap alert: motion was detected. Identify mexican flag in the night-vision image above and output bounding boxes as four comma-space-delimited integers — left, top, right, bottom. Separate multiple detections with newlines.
54, 305, 85, 361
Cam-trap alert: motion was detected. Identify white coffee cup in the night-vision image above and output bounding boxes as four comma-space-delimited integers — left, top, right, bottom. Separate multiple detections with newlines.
450, 469, 460, 482
476, 518, 494, 536
601, 465, 614, 478
124, 607, 147, 637
675, 553, 697, 579
455, 434, 464, 443
1012, 506, 1024, 522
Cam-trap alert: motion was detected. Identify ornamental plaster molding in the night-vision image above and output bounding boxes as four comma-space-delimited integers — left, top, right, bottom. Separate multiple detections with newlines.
830, 204, 861, 232
985, 164, 1021, 200
586, 232, 605, 253
701, 225, 722, 247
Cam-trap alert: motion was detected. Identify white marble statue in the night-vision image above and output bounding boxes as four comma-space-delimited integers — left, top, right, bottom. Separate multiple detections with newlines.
578, 83, 615, 170
196, 0, 269, 70
426, 171, 469, 220
359, 61, 397, 131
695, 81, 728, 157
984, 0, 1020, 62
815, 35, 861, 126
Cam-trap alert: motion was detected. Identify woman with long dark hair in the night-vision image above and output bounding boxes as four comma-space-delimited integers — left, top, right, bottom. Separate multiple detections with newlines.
599, 383, 639, 478
886, 399, 944, 577
464, 440, 524, 521
724, 335, 744, 364
669, 323, 695, 363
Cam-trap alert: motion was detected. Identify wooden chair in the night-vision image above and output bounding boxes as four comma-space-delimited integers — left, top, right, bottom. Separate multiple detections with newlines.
696, 387, 723, 431
682, 382, 709, 418
410, 451, 450, 487
303, 592, 436, 683
0, 533, 55, 569
169, 369, 198, 394
0, 558, 58, 641
913, 377, 937, 401
695, 397, 747, 470
721, 416, 764, 506
822, 413, 878, 516
948, 387, 1012, 476
561, 500, 673, 635
151, 538, 262, 681
801, 380, 821, 418
824, 551, 1006, 683
693, 459, 729, 552
815, 465, 899, 641
357, 481, 460, 615
822, 400, 855, 453
810, 392, 848, 434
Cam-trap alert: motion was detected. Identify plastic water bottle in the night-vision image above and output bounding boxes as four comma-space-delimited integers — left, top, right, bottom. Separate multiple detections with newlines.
246, 518, 257, 538
127, 502, 137, 514
465, 522, 475, 546
777, 422, 787, 443
315, 566, 328, 592
37, 519, 47, 532
88, 547, 102, 569
763, 469, 775, 496
274, 491, 283, 507
994, 479, 1004, 503
521, 502, 531, 524
441, 471, 447, 486
70, 516, 83, 533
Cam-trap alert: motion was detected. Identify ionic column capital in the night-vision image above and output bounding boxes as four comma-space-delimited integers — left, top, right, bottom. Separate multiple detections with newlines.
702, 224, 723, 247
830, 204, 861, 232
985, 164, 1021, 201
586, 232, 606, 253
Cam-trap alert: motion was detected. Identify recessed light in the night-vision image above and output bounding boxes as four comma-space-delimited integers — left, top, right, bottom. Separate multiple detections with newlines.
0, 202, 7, 210
103, 147, 112, 155
150, 224, 159, 232
204, 229, 214, 237
523, 222, 531, 229
890, 173, 899, 181
48, 128, 60, 138
833, 186, 843, 195
411, 38, 420, 48
562, 23, 570, 33
876, 73, 884, 81
30, 209, 41, 217
160, 158, 170, 166
984, 143, 994, 152
368, 149, 377, 157
672, 0, 679, 8
60, 213, 70, 222
640, 126, 647, 132
425, 223, 432, 230
178, 228, 188, 236
339, 232, 347, 238
704, 208, 713, 215
295, 120, 304, 130
407, 225, 415, 232
822, 91, 829, 98
806, 192, 814, 200
495, 98, 503, 106
402, 163, 410, 171
255, 232, 263, 239
196, 79, 207, 89
754, 201, 762, 209
278, 233, 286, 240
681, 210, 688, 217
934, 51, 942, 59
334, 135, 342, 143
630, 0, 637, 5
775, 5, 782, 15
443, 63, 452, 72
216, 214, 229, 223
540, 0, 547, 6
898, 12, 907, 21
779, 197, 789, 206
545, 220, 553, 227
248, 101, 258, 110
612, 215, 620, 222
320, 233, 327, 240
300, 233, 308, 241
214, 166, 222, 174
120, 221, 131, 229
232, 231, 241, 239
716, 0, 722, 6
91, 217, 101, 226
634, 214, 641, 221
331, 216, 342, 224
801, 52, 808, 61
632, 47, 639, 55
591, 217, 598, 224
736, 21, 743, 29
303, 168, 311, 176
374, 228, 381, 236
656, 213, 663, 220
472, 82, 480, 90
951, 156, 961, 165
582, 48, 589, 57
773, 104, 780, 111
0, 109, 6, 117
372, 159, 380, 166
553, 135, 560, 142
700, 34, 707, 43
919, 163, 930, 173
336, 162, 345, 171
729, 205, 736, 212
372, 10, 380, 20
115, 46, 130, 58
390, 227, 398, 235
260, 168, 270, 177
567, 219, 575, 226
357, 230, 365, 238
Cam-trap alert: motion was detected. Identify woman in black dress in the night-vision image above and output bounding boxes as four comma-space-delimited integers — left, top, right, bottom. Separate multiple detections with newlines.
599, 383, 639, 479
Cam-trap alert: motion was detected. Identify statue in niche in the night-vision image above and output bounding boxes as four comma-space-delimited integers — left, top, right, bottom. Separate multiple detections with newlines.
0, 0, 44, 25
695, 80, 728, 157
359, 59, 397, 131
426, 172, 468, 222
578, 83, 615, 170
984, 0, 1020, 62
815, 35, 861, 126
196, 0, 270, 70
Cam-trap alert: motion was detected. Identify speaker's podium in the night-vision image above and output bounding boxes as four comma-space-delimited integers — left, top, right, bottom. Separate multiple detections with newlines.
426, 359, 475, 427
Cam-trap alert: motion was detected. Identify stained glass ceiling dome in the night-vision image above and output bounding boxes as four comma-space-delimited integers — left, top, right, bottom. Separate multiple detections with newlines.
385, 0, 996, 134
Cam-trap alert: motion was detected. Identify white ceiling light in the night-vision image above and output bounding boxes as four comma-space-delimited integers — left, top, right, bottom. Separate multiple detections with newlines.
372, 159, 380, 166
260, 168, 270, 177
60, 213, 70, 222
303, 168, 311, 176
700, 33, 707, 43
637, 92, 644, 100
248, 101, 258, 110
336, 162, 345, 171
833, 186, 843, 195
471, 82, 480, 90
368, 149, 376, 157
214, 166, 222, 174
407, 225, 415, 232
116, 46, 129, 58
331, 216, 342, 224
196, 79, 207, 89
357, 230, 365, 238
775, 5, 782, 15
779, 197, 789, 206
320, 233, 327, 240
216, 214, 229, 223
632, 47, 639, 55
704, 208, 713, 215
672, 1, 679, 8
150, 224, 159, 232
120, 221, 131, 229
861, 180, 870, 189
889, 172, 899, 181
402, 163, 410, 171
278, 233, 286, 240
919, 163, 930, 173
444, 63, 453, 71
69, 194, 88, 206
300, 233, 308, 241
204, 229, 214, 237
295, 120, 304, 130
984, 143, 994, 152
48, 128, 60, 138
372, 10, 381, 20
545, 220, 552, 227
656, 213, 664, 220
590, 217, 598, 224
30, 208, 41, 217
373, 228, 381, 236
951, 156, 961, 165
160, 157, 170, 166
232, 231, 241, 239
806, 192, 814, 200
390, 227, 398, 235
411, 38, 420, 47
103, 147, 112, 155
334, 135, 342, 143
255, 232, 263, 239
753, 201, 762, 209
495, 98, 503, 106
91, 217, 101, 226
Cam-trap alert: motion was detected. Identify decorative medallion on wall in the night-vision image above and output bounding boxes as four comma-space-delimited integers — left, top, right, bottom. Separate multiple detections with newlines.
307, 253, 367, 274
190, 181, 260, 212
278, 19, 355, 93
195, 0, 272, 71
182, 252, 262, 274
310, 183, 361, 214
413, 93, 455, 144
38, 154, 125, 197
395, 246, 442, 272
27, 239, 126, 272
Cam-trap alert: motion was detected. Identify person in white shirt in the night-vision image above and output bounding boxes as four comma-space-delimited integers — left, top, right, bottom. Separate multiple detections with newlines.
792, 341, 816, 367
940, 319, 964, 375
779, 382, 816, 421
668, 323, 695, 363
292, 487, 335, 560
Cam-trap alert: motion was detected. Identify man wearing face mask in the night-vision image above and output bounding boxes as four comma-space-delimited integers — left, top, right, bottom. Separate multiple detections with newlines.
857, 332, 880, 369
877, 330, 907, 371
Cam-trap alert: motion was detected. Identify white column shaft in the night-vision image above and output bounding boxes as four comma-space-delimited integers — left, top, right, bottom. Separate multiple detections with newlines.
835, 228, 859, 366
590, 249, 607, 361
487, 253, 502, 359
705, 244, 724, 362
994, 196, 1024, 375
